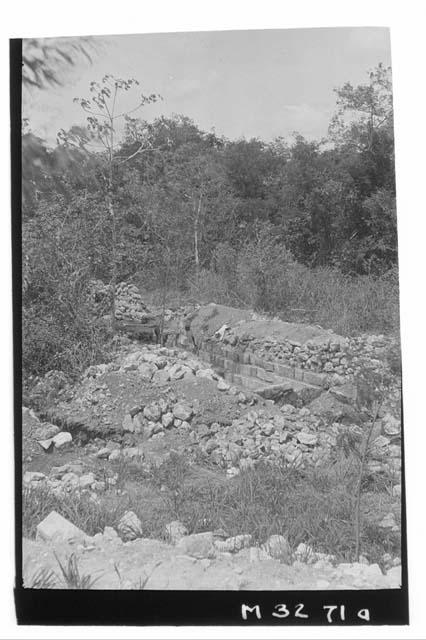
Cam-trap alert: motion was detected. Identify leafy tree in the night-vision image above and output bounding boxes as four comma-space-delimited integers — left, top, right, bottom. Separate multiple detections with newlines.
69, 75, 161, 330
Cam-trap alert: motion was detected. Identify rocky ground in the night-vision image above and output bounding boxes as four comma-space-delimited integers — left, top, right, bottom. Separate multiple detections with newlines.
22, 308, 403, 591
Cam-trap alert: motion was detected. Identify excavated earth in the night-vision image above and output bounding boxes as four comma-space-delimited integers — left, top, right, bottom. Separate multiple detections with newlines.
22, 303, 403, 591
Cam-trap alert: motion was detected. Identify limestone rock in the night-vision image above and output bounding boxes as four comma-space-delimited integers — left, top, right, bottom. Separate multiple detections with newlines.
217, 379, 230, 391
152, 369, 170, 385
34, 423, 60, 440
162, 412, 174, 428
263, 535, 291, 562
122, 414, 134, 433
36, 511, 86, 543
165, 520, 188, 544
117, 511, 143, 541
215, 534, 252, 553
172, 402, 193, 422
143, 402, 162, 422
196, 368, 216, 381
96, 447, 111, 459
176, 532, 216, 559
52, 432, 72, 449
138, 363, 156, 381
79, 472, 96, 489
23, 471, 46, 486
297, 432, 318, 446
383, 413, 401, 436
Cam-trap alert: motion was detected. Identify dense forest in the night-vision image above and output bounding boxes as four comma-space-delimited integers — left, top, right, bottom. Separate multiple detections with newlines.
22, 62, 399, 380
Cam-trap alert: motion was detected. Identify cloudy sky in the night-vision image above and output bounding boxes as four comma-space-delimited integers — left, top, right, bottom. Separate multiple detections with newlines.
23, 27, 391, 145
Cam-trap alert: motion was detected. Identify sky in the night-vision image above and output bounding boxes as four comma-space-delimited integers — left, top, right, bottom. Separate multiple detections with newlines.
23, 27, 392, 146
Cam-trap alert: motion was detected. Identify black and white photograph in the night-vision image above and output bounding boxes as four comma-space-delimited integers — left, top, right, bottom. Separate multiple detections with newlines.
13, 25, 408, 625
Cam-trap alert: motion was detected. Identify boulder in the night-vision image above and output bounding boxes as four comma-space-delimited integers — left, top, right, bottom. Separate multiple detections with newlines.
36, 511, 87, 543
152, 369, 171, 385
263, 535, 291, 562
143, 403, 162, 422
172, 402, 193, 422
165, 520, 188, 544
138, 363, 156, 382
96, 447, 111, 459
122, 414, 134, 433
34, 423, 60, 440
162, 412, 174, 428
117, 511, 143, 541
296, 432, 318, 446
176, 532, 216, 559
52, 432, 72, 449
215, 534, 252, 553
23, 471, 46, 487
217, 379, 230, 391
79, 473, 96, 489
383, 413, 401, 436
196, 369, 216, 381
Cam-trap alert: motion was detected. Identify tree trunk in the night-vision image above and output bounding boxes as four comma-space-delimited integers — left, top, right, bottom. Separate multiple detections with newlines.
354, 400, 381, 560
108, 125, 117, 334
109, 191, 117, 334
194, 193, 202, 276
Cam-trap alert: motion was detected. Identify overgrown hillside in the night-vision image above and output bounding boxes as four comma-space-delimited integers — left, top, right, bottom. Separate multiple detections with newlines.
22, 64, 398, 381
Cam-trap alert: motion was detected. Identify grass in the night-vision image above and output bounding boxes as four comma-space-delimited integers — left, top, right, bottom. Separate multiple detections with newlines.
23, 452, 400, 567
186, 264, 399, 336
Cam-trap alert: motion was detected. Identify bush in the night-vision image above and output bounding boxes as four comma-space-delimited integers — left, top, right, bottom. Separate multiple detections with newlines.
23, 305, 114, 381
188, 229, 399, 335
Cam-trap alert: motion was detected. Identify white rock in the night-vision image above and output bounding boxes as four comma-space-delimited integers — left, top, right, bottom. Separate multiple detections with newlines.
263, 535, 291, 562
96, 447, 111, 459
249, 546, 272, 562
295, 542, 316, 563
392, 484, 401, 498
143, 403, 162, 422
122, 414, 134, 433
79, 473, 96, 489
61, 472, 79, 487
217, 379, 230, 391
176, 532, 215, 559
196, 368, 216, 380
108, 449, 121, 461
165, 520, 188, 544
37, 439, 54, 451
383, 413, 401, 436
168, 364, 185, 380
173, 402, 193, 422
152, 369, 170, 385
36, 511, 86, 543
117, 511, 143, 541
23, 471, 46, 486
162, 412, 174, 428
138, 363, 156, 381
215, 534, 252, 553
297, 432, 318, 446
386, 565, 402, 587
379, 512, 398, 530
52, 432, 72, 448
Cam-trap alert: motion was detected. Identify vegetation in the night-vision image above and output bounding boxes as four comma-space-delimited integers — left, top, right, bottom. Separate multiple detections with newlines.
22, 452, 400, 567
22, 64, 398, 381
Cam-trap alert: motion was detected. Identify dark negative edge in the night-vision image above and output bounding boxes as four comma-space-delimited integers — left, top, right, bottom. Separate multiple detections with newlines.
11, 35, 409, 627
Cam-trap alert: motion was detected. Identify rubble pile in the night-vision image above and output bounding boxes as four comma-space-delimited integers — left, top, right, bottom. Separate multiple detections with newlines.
214, 329, 399, 381
23, 513, 402, 590
89, 280, 149, 322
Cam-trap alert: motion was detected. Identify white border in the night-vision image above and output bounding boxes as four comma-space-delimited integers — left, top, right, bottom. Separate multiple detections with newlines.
2, 1, 426, 638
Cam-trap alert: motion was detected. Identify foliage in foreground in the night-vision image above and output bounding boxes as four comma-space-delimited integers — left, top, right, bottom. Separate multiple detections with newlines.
23, 452, 400, 567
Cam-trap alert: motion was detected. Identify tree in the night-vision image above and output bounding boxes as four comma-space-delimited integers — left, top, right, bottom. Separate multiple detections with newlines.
329, 63, 393, 154
69, 75, 161, 330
